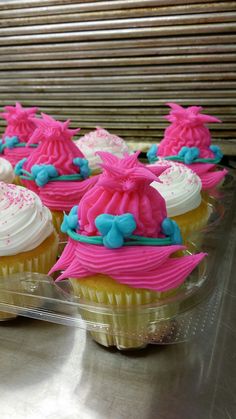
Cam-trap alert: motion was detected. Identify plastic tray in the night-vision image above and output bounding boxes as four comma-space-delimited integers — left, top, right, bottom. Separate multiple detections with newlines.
0, 168, 235, 349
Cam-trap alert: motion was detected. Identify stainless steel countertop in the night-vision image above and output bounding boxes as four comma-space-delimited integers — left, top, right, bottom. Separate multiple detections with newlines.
0, 207, 235, 419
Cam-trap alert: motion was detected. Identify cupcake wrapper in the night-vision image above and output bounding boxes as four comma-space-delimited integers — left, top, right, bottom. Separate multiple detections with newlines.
70, 277, 179, 350
0, 231, 59, 320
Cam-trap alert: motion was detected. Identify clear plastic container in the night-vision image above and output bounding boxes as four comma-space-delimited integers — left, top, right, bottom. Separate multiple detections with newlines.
0, 168, 235, 350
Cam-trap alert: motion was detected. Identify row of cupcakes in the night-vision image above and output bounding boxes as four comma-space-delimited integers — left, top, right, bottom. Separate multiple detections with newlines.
0, 102, 228, 348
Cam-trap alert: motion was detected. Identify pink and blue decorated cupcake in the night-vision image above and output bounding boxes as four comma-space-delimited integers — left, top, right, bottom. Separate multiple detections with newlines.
147, 103, 227, 190
50, 152, 206, 350
14, 113, 98, 239
0, 102, 38, 170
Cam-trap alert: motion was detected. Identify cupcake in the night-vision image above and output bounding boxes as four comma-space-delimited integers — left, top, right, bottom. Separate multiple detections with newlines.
0, 102, 38, 174
147, 103, 228, 190
0, 182, 59, 320
0, 157, 14, 183
75, 126, 130, 175
50, 152, 206, 350
150, 160, 210, 242
14, 113, 98, 241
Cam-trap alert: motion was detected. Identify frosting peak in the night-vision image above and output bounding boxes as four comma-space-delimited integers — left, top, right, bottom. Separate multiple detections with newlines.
97, 151, 161, 191
28, 113, 80, 145
164, 103, 221, 126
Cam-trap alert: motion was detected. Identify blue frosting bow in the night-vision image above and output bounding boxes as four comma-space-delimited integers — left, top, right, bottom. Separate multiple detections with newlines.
147, 144, 158, 163
14, 157, 27, 175
161, 218, 182, 245
73, 158, 91, 179
5, 136, 19, 149
61, 205, 79, 233
31, 164, 59, 187
95, 213, 137, 249
178, 146, 200, 164
209, 145, 223, 161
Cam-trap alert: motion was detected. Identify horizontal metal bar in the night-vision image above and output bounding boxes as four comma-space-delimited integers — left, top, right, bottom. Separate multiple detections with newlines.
0, 13, 235, 37
1, 113, 234, 123
0, 23, 235, 46
0, 82, 235, 92
1, 121, 235, 130
0, 73, 235, 83
1, 106, 234, 116
0, 113, 235, 123
0, 1, 228, 13
0, 34, 235, 54
1, 45, 236, 62
1, 64, 236, 76
0, 3, 235, 26
0, 99, 235, 106
1, 91, 236, 99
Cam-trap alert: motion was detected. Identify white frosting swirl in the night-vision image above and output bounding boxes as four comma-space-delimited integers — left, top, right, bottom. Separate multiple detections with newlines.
0, 157, 14, 183
0, 182, 54, 256
75, 127, 130, 172
150, 160, 202, 217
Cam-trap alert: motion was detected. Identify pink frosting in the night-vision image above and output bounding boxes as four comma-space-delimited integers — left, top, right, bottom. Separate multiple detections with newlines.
152, 103, 227, 190
78, 152, 167, 237
35, 177, 99, 212
21, 113, 98, 209
184, 162, 227, 189
51, 240, 206, 292
0, 102, 38, 166
0, 102, 38, 143
49, 152, 206, 292
3, 147, 33, 167
158, 103, 221, 158
25, 113, 83, 174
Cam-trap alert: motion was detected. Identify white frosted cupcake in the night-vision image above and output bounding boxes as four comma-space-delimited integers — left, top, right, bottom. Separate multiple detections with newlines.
0, 157, 14, 183
0, 182, 59, 320
150, 160, 210, 241
75, 126, 130, 174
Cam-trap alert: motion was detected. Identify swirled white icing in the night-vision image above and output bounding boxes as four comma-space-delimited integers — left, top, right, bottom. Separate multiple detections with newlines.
0, 157, 14, 183
150, 160, 202, 217
75, 127, 130, 172
0, 182, 54, 256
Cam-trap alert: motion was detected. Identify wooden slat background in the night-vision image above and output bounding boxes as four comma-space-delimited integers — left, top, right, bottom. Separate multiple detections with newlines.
0, 0, 236, 154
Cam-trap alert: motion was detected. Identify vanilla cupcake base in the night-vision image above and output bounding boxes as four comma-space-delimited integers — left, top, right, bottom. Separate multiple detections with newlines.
172, 199, 210, 244
13, 175, 25, 186
70, 275, 179, 350
0, 230, 59, 320
51, 210, 67, 245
